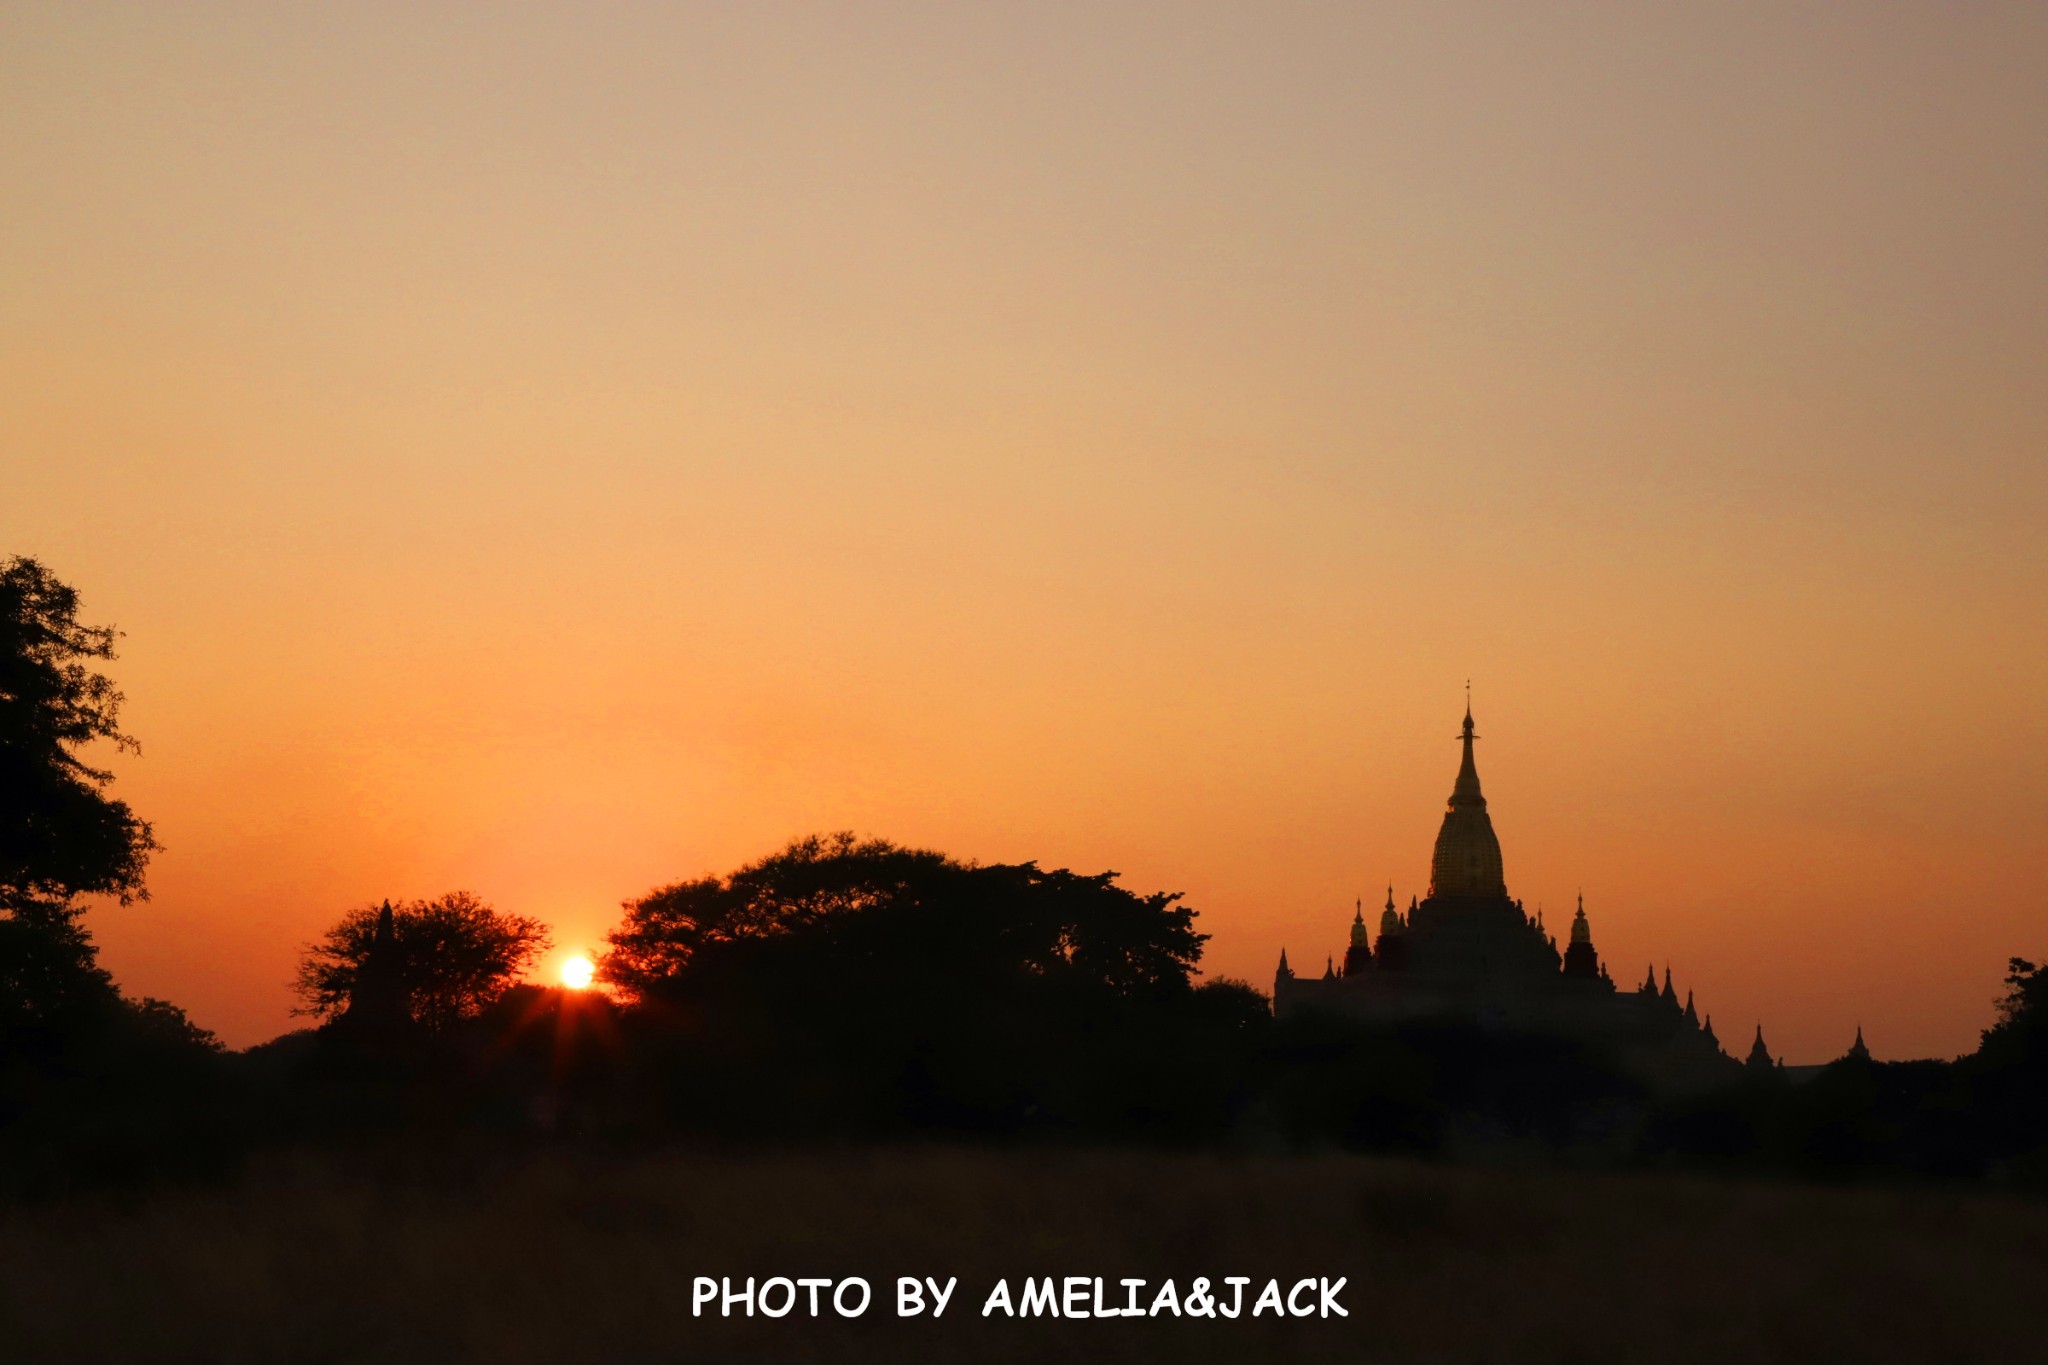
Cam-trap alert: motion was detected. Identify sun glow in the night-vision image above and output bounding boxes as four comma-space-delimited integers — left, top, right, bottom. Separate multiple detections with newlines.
560, 955, 595, 990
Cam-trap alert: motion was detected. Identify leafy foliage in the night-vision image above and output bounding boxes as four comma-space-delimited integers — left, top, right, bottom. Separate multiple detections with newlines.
294, 892, 552, 1032
600, 831, 1207, 1003
1987, 958, 2045, 1039
0, 557, 158, 1060
0, 899, 117, 1050
597, 833, 1225, 1138
0, 556, 158, 911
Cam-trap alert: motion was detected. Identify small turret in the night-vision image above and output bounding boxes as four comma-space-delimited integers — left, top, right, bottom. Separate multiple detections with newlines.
1376, 891, 1409, 973
1683, 990, 1699, 1027
1380, 893, 1406, 939
1323, 954, 1336, 980
1702, 1014, 1719, 1050
1661, 966, 1678, 1008
1844, 1026, 1871, 1063
1640, 963, 1658, 994
1276, 947, 1294, 980
1745, 1024, 1776, 1072
1561, 894, 1601, 981
1342, 895, 1374, 976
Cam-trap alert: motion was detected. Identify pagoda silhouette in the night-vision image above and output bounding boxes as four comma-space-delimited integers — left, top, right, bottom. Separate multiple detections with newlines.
1275, 700, 1737, 1089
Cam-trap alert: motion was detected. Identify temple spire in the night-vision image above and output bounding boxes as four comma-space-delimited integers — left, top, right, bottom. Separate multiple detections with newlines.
1451, 703, 1485, 808
1429, 696, 1506, 898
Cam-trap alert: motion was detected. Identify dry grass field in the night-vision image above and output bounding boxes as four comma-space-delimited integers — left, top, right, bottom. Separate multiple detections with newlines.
0, 1145, 2043, 1364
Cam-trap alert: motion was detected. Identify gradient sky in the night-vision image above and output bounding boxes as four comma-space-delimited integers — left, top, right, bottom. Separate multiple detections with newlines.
4, 3, 2044, 1058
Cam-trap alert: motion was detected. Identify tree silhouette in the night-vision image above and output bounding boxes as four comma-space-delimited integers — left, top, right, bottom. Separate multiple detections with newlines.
0, 556, 158, 912
0, 556, 159, 1049
1986, 958, 2046, 1043
598, 833, 1222, 1137
1967, 956, 2048, 1160
600, 831, 1207, 1003
295, 892, 551, 1033
0, 897, 116, 1049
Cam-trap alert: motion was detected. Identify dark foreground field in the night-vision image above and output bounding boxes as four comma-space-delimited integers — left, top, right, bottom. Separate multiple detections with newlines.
0, 1146, 2042, 1364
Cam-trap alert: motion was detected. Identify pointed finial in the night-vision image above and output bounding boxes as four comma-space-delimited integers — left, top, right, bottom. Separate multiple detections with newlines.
1386, 884, 1396, 913
1745, 1021, 1778, 1068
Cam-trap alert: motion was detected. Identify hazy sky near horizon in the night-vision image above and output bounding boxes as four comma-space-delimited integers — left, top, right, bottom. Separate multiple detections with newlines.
4, 3, 2045, 1057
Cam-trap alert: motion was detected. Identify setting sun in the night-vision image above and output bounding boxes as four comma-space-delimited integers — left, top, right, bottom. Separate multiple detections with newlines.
560, 956, 595, 991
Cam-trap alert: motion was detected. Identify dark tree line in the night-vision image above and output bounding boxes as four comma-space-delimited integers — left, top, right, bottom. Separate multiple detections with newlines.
591, 832, 1262, 1139
6, 553, 2048, 1195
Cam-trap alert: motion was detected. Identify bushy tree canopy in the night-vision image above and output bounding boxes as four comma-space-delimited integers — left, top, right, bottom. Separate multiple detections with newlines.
594, 833, 1232, 1137
0, 556, 159, 1056
0, 556, 157, 913
1988, 958, 2046, 1039
599, 831, 1207, 1003
295, 892, 552, 1033
1975, 956, 2048, 1087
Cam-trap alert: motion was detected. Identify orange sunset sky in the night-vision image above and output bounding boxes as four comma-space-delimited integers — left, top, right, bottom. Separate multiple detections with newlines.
4, 4, 2044, 1059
